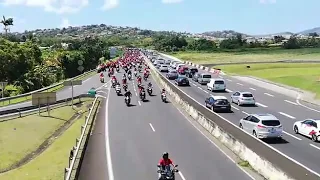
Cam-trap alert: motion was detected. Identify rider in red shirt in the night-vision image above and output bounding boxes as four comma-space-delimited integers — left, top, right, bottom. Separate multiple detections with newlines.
100, 72, 104, 78
137, 75, 142, 84
158, 152, 174, 171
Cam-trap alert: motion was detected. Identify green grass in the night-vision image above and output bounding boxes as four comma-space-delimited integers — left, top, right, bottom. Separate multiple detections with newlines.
0, 98, 94, 172
215, 63, 320, 98
0, 71, 96, 107
170, 48, 320, 64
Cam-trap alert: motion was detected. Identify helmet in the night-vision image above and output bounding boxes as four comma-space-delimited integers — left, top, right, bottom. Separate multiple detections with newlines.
162, 88, 165, 92
162, 152, 169, 159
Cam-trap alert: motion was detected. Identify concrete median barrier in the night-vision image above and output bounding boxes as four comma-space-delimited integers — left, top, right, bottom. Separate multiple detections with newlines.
143, 53, 320, 180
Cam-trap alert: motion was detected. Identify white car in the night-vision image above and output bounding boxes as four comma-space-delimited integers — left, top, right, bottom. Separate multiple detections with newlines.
239, 114, 283, 139
231, 91, 255, 106
159, 64, 169, 72
293, 119, 320, 142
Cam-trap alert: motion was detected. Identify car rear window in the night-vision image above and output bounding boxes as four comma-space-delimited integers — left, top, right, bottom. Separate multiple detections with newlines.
191, 69, 198, 72
261, 120, 281, 126
214, 80, 224, 84
162, 65, 168, 68
242, 93, 253, 97
216, 99, 229, 105
202, 75, 211, 78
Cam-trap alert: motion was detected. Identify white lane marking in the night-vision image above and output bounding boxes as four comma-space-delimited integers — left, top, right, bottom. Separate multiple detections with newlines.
283, 131, 301, 140
149, 123, 155, 132
191, 83, 197, 86
151, 60, 320, 178
249, 88, 256, 91
296, 94, 320, 113
105, 85, 115, 180
310, 144, 320, 151
178, 171, 187, 180
279, 112, 296, 119
242, 111, 249, 115
83, 77, 91, 83
264, 93, 274, 97
236, 83, 243, 86
138, 101, 141, 106
256, 102, 268, 108
284, 100, 298, 106
231, 105, 239, 110
226, 89, 233, 93
135, 92, 138, 96
197, 86, 202, 90
226, 79, 232, 82
203, 90, 209, 94
174, 101, 255, 180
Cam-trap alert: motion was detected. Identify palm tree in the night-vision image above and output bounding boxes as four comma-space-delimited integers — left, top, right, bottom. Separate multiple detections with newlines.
0, 16, 13, 36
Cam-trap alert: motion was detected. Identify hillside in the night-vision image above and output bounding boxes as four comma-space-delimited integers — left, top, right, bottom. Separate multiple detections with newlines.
298, 27, 320, 35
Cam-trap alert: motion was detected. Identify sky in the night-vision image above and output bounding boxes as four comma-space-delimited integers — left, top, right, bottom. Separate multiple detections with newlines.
1, 0, 319, 35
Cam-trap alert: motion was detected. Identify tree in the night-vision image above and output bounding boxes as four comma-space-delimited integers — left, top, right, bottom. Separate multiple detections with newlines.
0, 16, 13, 36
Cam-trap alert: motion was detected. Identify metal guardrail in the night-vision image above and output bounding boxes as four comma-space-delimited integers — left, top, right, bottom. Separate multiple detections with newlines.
0, 94, 93, 118
64, 97, 99, 180
0, 69, 96, 104
146, 52, 320, 180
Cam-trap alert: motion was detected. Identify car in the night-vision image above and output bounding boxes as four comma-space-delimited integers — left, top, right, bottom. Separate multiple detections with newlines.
175, 63, 186, 71
170, 61, 179, 69
186, 68, 198, 78
197, 73, 212, 85
88, 87, 97, 96
205, 95, 231, 112
207, 78, 226, 92
175, 76, 189, 86
231, 91, 255, 106
293, 119, 320, 142
159, 64, 169, 72
165, 59, 171, 65
178, 66, 189, 75
239, 114, 283, 139
192, 72, 200, 82
166, 70, 179, 80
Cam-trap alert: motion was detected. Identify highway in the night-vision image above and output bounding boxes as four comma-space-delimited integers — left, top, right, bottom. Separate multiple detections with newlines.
0, 73, 102, 111
156, 53, 320, 174
78, 69, 257, 180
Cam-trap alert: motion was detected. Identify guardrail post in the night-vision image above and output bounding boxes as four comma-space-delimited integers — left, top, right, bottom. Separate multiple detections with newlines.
18, 109, 21, 118
64, 168, 69, 180
81, 125, 85, 133
76, 138, 79, 146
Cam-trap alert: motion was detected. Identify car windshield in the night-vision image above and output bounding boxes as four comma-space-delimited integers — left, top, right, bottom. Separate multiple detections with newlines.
216, 99, 229, 105
202, 75, 211, 78
191, 69, 198, 72
214, 80, 224, 84
261, 120, 281, 126
242, 93, 253, 97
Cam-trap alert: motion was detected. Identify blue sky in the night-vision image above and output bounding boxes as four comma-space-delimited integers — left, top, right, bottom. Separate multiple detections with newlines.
1, 0, 319, 35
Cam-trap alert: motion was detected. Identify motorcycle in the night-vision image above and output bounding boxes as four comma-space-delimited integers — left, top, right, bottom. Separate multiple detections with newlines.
147, 87, 152, 96
144, 76, 147, 81
140, 90, 146, 101
116, 86, 121, 96
111, 79, 116, 88
123, 84, 128, 91
161, 93, 167, 103
100, 77, 104, 83
125, 96, 131, 106
134, 71, 138, 77
128, 74, 132, 80
157, 164, 179, 180
108, 72, 111, 77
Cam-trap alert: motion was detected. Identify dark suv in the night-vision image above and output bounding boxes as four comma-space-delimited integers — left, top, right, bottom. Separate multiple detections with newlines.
205, 96, 231, 112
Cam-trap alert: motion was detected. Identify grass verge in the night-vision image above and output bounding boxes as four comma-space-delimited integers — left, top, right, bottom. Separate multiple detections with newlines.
170, 48, 320, 64
0, 98, 94, 173
0, 71, 96, 107
215, 63, 320, 98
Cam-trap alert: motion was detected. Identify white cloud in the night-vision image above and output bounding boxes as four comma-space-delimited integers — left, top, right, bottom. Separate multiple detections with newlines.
162, 0, 183, 4
60, 18, 71, 28
101, 0, 119, 10
260, 0, 276, 4
1, 0, 89, 14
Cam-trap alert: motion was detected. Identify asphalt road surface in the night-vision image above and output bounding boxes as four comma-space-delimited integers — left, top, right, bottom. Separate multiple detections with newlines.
157, 54, 320, 175
78, 70, 254, 180
0, 73, 102, 111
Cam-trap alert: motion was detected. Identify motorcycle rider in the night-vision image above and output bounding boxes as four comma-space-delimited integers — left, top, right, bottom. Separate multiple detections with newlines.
138, 84, 145, 94
124, 89, 132, 98
147, 82, 152, 88
100, 72, 104, 79
122, 74, 127, 84
137, 75, 142, 84
158, 152, 175, 176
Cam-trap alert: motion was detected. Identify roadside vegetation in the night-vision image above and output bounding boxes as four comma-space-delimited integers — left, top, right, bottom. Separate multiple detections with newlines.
215, 63, 320, 98
0, 98, 94, 174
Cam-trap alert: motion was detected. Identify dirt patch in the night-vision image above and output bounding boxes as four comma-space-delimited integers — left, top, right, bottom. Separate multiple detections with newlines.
0, 102, 89, 174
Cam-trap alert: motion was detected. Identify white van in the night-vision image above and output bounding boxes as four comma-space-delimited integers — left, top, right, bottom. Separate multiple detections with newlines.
207, 78, 226, 91
197, 73, 212, 85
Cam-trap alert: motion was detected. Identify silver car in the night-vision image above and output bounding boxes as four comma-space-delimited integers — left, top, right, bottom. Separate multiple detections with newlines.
239, 114, 283, 139
231, 91, 255, 106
